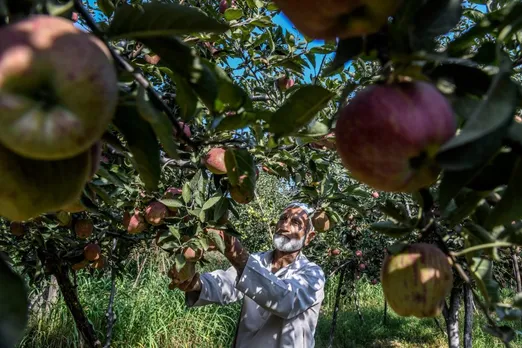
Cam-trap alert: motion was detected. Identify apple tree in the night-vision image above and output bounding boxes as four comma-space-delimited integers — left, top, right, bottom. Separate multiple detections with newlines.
1, 0, 522, 348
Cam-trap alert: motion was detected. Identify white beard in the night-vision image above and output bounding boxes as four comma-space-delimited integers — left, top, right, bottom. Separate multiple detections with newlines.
273, 233, 305, 252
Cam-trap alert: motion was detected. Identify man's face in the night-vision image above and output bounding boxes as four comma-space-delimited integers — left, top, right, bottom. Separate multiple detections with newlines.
273, 207, 315, 252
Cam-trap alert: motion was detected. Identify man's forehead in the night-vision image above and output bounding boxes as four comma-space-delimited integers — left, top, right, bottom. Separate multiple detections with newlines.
282, 207, 309, 220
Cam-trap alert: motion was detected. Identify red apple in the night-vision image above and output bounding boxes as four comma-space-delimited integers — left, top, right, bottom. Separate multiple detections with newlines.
277, 76, 295, 91
355, 250, 363, 258
335, 81, 456, 193
271, 0, 404, 40
219, 0, 236, 14
372, 192, 379, 199
358, 263, 366, 271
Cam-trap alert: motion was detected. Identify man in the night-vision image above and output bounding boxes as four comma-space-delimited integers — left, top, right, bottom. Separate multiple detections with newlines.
168, 202, 326, 348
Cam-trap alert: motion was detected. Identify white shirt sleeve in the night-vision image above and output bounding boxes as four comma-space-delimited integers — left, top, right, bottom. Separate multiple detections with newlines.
235, 254, 325, 320
185, 266, 245, 307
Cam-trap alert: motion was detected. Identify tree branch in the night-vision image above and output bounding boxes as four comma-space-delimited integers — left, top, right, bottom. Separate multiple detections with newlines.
73, 0, 197, 149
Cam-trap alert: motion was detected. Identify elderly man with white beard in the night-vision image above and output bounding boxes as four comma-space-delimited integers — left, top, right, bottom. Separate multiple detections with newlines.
168, 202, 326, 348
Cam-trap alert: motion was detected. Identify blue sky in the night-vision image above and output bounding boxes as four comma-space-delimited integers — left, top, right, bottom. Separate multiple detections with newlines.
81, 1, 487, 84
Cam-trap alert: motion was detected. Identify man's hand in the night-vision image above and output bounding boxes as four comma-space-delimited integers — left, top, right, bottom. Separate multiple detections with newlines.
222, 233, 250, 276
167, 262, 201, 292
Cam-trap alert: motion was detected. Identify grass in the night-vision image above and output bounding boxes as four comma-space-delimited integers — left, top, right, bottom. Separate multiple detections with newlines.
18, 251, 522, 348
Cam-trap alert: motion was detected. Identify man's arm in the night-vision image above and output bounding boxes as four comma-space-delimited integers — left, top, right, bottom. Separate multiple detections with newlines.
185, 266, 245, 307
235, 254, 325, 320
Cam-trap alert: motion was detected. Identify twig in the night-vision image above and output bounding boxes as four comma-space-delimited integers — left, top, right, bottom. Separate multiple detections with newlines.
452, 242, 513, 257
72, 0, 197, 149
103, 239, 118, 348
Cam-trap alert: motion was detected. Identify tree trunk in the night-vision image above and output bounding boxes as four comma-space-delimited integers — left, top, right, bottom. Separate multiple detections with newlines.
463, 284, 473, 348
442, 286, 462, 348
48, 258, 102, 348
328, 267, 346, 348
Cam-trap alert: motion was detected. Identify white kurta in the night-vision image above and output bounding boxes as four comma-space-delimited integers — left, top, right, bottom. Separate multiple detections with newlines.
185, 250, 325, 348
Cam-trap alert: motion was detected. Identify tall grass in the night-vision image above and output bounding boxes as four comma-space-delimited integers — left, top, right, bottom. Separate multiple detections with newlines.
19, 251, 522, 348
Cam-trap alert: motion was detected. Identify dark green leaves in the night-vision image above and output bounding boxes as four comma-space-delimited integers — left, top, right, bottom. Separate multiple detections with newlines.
370, 221, 414, 238
98, 0, 115, 18
267, 85, 334, 137
113, 104, 160, 191
411, 0, 463, 50
107, 3, 228, 39
225, 148, 256, 189
436, 61, 519, 171
0, 257, 28, 348
485, 158, 522, 229
137, 86, 179, 160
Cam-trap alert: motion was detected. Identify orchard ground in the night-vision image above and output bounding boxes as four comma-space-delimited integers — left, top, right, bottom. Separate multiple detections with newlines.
19, 250, 522, 348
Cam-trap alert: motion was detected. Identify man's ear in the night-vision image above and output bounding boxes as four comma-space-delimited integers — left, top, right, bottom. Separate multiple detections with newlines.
305, 230, 316, 246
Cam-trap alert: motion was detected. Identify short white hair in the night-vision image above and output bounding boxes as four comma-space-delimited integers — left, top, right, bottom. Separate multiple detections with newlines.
283, 202, 315, 233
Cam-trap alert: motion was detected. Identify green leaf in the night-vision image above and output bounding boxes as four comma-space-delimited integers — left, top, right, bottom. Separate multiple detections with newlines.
267, 85, 334, 137
113, 104, 160, 191
174, 253, 186, 272
370, 221, 414, 238
182, 182, 192, 204
411, 0, 462, 50
224, 148, 256, 188
168, 225, 181, 240
465, 151, 518, 191
443, 190, 489, 227
469, 256, 500, 306
485, 158, 522, 229
224, 8, 243, 21
96, 165, 126, 187
137, 86, 180, 160
107, 3, 228, 39
87, 183, 114, 206
513, 292, 522, 308
463, 221, 496, 244
0, 257, 28, 348
164, 71, 198, 122
148, 39, 219, 112
156, 229, 180, 250
482, 325, 516, 344
207, 230, 225, 253
213, 198, 229, 222
379, 200, 411, 224
323, 35, 378, 76
436, 61, 518, 171
200, 59, 252, 113
159, 199, 184, 210
202, 195, 223, 211
97, 0, 115, 18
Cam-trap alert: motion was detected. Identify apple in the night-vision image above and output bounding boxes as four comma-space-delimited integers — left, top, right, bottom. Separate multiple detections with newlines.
272, 0, 404, 40
144, 54, 161, 65
0, 15, 118, 160
277, 76, 295, 91
0, 142, 92, 221
335, 81, 456, 193
372, 191, 379, 199
172, 121, 191, 139
358, 263, 366, 271
355, 250, 363, 258
219, 0, 236, 14
331, 248, 341, 256
202, 147, 227, 175
145, 201, 168, 226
